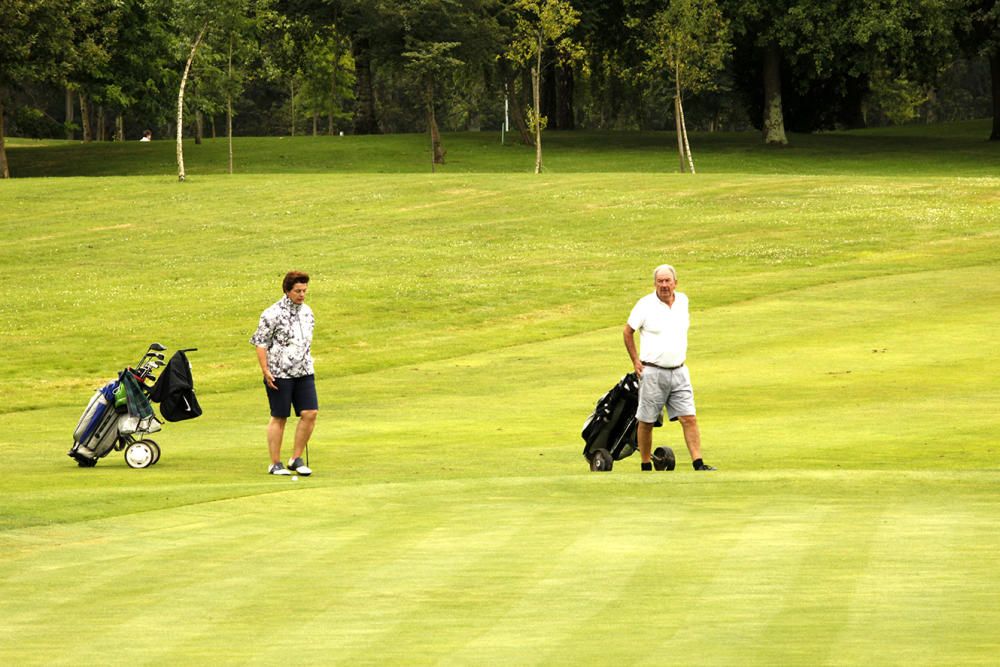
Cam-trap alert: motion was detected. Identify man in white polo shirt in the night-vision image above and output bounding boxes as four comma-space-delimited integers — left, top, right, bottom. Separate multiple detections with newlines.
623, 264, 716, 472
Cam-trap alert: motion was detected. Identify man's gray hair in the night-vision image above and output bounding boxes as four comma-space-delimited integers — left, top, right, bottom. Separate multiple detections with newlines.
653, 264, 677, 281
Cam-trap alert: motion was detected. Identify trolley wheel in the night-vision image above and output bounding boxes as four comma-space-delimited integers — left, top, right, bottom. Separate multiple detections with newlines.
124, 441, 156, 469
653, 446, 676, 471
590, 448, 613, 472
144, 439, 161, 465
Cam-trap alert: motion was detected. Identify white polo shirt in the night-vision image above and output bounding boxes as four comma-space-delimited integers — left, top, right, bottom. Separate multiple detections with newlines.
627, 291, 689, 368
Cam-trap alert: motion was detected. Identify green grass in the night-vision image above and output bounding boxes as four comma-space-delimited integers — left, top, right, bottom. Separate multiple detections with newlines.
1, 125, 999, 665
5, 118, 999, 177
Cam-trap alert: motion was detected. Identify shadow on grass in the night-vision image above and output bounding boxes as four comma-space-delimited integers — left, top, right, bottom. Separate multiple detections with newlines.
5, 120, 998, 178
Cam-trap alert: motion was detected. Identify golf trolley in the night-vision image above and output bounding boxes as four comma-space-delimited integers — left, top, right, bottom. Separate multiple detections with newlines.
68, 343, 200, 469
581, 372, 674, 472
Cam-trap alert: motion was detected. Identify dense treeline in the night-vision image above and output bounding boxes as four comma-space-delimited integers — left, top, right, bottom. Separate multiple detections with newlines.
1, 0, 998, 177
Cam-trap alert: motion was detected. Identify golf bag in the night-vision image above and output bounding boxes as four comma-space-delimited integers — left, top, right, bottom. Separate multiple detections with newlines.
581, 373, 672, 472
68, 343, 200, 469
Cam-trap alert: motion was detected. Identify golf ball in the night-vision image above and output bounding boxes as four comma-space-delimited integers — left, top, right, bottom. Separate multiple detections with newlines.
292, 476, 298, 481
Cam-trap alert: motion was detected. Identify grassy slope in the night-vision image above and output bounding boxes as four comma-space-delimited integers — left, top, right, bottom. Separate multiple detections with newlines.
5, 119, 999, 177
1, 125, 999, 665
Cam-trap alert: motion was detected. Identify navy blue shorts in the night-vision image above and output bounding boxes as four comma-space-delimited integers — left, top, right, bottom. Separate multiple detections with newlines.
265, 374, 318, 418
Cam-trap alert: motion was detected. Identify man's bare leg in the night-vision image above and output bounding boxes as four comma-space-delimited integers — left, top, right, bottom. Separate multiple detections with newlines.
678, 414, 702, 461
637, 421, 654, 463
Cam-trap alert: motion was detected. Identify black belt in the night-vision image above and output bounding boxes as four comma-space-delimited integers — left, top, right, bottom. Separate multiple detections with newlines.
642, 361, 684, 370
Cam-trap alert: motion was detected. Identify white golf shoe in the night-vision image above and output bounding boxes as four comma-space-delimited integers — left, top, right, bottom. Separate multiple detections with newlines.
287, 456, 312, 476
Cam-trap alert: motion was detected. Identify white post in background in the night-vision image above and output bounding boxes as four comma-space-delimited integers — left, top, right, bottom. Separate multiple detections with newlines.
502, 90, 510, 145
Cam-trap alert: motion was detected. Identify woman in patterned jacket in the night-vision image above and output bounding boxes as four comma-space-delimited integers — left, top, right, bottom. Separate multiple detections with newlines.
251, 271, 317, 476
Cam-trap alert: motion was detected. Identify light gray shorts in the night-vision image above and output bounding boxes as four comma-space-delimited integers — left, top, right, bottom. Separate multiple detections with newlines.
636, 365, 696, 423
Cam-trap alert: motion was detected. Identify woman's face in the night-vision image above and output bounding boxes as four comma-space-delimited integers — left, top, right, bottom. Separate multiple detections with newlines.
286, 282, 308, 305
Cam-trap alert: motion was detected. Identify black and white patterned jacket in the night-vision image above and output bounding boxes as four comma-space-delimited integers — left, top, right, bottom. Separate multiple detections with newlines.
250, 296, 315, 378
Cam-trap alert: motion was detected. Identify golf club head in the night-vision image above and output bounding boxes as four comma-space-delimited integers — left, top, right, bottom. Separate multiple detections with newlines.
149, 343, 167, 352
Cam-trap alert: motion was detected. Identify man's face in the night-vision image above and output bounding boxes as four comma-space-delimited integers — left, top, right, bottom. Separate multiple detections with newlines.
286, 282, 308, 305
654, 271, 676, 302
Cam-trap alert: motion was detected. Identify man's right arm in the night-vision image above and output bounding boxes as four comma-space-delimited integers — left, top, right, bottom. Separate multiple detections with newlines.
623, 324, 643, 376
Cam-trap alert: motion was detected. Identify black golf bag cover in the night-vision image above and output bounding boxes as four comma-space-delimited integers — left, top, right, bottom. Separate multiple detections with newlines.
582, 373, 641, 461
149, 350, 202, 422
582, 372, 663, 462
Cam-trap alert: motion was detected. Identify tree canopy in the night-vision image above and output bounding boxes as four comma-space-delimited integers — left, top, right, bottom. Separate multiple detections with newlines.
1, 0, 997, 176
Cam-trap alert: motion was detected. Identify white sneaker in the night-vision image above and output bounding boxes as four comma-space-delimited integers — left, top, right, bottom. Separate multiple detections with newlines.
268, 462, 291, 475
287, 456, 312, 476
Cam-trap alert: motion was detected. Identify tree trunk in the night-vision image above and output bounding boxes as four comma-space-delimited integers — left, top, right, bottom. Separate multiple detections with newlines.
0, 96, 9, 179
762, 42, 787, 145
674, 93, 685, 173
227, 95, 234, 174
195, 110, 203, 144
678, 94, 695, 175
923, 87, 938, 124
289, 79, 296, 136
312, 111, 318, 136
351, 37, 379, 134
556, 64, 575, 130
97, 106, 105, 141
506, 78, 533, 145
115, 114, 124, 141
543, 59, 557, 126
65, 88, 75, 140
840, 75, 868, 129
177, 24, 207, 182
990, 51, 1000, 141
426, 79, 444, 168
533, 39, 543, 174
79, 93, 92, 143
329, 54, 337, 135
228, 37, 234, 174
210, 115, 216, 139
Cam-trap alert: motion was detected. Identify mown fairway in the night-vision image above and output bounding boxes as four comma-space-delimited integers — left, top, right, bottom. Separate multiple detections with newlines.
1, 126, 999, 665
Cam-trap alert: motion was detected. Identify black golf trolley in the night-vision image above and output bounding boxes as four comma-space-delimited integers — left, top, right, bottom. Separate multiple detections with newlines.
68, 343, 201, 469
581, 372, 675, 472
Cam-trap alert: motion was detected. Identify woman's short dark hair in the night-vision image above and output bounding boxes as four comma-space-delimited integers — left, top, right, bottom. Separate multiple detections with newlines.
283, 271, 310, 293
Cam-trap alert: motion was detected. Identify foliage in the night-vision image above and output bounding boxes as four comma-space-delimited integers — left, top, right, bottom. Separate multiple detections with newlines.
296, 25, 355, 133
865, 69, 929, 125
1, 0, 997, 147
506, 0, 584, 171
506, 0, 585, 68
630, 0, 731, 96
629, 0, 731, 171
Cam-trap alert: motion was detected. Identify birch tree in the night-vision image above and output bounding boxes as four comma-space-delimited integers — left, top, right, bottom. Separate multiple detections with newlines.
213, 0, 257, 172
632, 0, 730, 173
507, 0, 584, 174
173, 0, 247, 181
